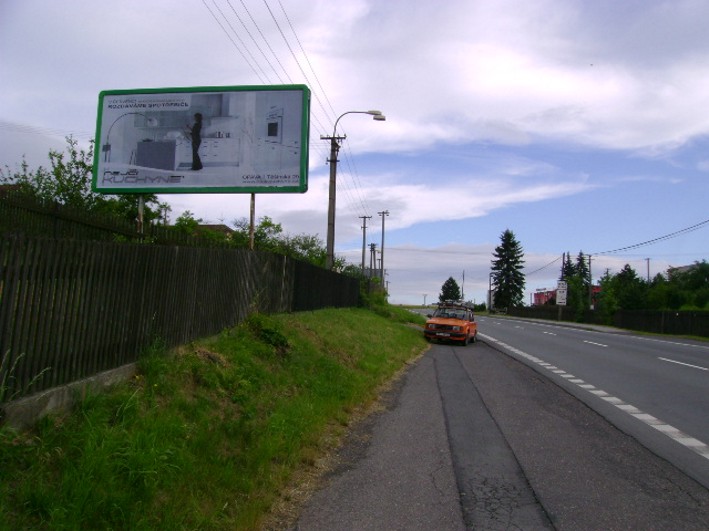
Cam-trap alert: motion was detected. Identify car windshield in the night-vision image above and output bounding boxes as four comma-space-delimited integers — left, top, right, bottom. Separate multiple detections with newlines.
434, 308, 466, 319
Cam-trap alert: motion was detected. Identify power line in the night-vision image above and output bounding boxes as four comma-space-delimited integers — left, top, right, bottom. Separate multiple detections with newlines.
202, 0, 268, 83
593, 217, 709, 255
386, 247, 490, 255
275, 0, 338, 122
238, 0, 293, 84
525, 255, 562, 276
0, 120, 93, 140
201, 1, 374, 219
224, 0, 275, 83
262, 0, 371, 217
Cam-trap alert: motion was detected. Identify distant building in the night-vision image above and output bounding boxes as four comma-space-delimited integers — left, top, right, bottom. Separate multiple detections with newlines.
667, 264, 698, 277
532, 285, 601, 306
198, 224, 234, 236
533, 289, 555, 306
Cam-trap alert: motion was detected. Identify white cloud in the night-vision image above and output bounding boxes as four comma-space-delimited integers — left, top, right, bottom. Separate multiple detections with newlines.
3, 0, 708, 306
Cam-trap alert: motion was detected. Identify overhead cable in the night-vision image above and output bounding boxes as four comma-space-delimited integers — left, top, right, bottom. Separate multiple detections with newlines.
593, 218, 709, 255
202, 0, 268, 83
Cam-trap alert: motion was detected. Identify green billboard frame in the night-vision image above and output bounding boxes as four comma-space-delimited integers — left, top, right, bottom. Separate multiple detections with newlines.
92, 84, 310, 194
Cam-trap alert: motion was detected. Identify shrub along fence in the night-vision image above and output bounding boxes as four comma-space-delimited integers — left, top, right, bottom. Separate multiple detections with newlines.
507, 306, 709, 337
0, 190, 226, 247
0, 235, 360, 403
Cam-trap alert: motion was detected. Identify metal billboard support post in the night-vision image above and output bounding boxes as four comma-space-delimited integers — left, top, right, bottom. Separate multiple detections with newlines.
137, 195, 145, 238
249, 193, 255, 250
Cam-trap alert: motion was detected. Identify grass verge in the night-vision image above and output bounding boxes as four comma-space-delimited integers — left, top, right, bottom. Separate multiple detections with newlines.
0, 307, 426, 530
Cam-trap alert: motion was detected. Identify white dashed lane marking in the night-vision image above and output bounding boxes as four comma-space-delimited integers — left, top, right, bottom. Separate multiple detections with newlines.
658, 357, 708, 371
482, 334, 709, 461
583, 340, 608, 348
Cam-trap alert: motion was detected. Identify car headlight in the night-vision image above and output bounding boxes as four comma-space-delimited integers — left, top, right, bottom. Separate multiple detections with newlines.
452, 326, 460, 331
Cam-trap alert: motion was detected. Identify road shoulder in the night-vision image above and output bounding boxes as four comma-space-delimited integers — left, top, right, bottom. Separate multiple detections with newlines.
463, 343, 709, 529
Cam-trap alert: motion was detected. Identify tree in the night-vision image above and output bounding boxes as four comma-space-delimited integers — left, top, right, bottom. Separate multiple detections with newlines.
666, 260, 709, 309
564, 251, 591, 319
598, 264, 648, 318
1, 136, 160, 225
174, 210, 203, 235
491, 229, 525, 309
646, 273, 675, 310
615, 264, 648, 310
561, 252, 576, 280
575, 252, 590, 286
439, 277, 461, 302
597, 269, 619, 323
230, 216, 342, 269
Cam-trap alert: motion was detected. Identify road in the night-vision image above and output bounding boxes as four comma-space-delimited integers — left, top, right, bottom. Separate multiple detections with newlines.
479, 315, 709, 488
293, 319, 709, 530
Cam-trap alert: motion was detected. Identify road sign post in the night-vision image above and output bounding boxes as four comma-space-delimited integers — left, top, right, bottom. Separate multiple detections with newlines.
557, 280, 568, 321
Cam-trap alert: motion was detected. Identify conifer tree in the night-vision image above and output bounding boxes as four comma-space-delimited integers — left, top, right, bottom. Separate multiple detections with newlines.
575, 251, 590, 286
561, 252, 576, 279
491, 229, 525, 309
439, 277, 461, 302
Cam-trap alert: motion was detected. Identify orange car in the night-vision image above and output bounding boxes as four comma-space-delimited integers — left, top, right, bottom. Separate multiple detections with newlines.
424, 301, 478, 345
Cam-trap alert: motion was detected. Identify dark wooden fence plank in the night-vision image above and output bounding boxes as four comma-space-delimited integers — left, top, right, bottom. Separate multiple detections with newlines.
0, 235, 361, 403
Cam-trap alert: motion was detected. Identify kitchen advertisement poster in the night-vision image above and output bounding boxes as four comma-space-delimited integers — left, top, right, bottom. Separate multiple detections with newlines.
92, 85, 310, 194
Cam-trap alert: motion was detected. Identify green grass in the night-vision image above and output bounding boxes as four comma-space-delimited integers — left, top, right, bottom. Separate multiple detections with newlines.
0, 307, 427, 530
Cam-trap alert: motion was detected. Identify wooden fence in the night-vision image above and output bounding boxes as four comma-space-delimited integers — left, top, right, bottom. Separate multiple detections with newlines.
0, 236, 360, 403
507, 306, 709, 337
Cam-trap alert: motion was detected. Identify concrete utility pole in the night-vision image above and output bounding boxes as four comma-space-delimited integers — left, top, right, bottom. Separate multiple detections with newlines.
322, 132, 345, 269
359, 215, 372, 273
378, 210, 389, 281
369, 243, 377, 278
588, 254, 593, 309
322, 110, 386, 269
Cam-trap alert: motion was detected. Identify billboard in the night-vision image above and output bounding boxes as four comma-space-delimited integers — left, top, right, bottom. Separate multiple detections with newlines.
92, 85, 310, 194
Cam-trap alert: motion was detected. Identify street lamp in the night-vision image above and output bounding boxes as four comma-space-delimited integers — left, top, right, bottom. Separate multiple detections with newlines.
322, 110, 386, 269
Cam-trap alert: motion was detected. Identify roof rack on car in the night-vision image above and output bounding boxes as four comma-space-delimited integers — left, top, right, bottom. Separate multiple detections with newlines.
438, 300, 474, 309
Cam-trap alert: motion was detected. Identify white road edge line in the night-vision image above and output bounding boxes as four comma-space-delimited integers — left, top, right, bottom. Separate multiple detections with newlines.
482, 333, 709, 461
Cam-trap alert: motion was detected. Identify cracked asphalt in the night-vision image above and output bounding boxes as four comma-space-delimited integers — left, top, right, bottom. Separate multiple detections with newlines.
293, 342, 709, 530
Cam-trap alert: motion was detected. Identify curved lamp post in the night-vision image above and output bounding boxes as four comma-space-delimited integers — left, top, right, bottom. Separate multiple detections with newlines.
322, 110, 386, 269
102, 112, 147, 163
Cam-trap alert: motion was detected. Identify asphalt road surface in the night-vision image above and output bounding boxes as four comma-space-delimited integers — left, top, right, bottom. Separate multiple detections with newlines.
479, 315, 709, 489
293, 338, 709, 530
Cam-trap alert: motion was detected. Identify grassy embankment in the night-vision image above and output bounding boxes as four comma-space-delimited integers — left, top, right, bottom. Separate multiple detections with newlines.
0, 306, 426, 530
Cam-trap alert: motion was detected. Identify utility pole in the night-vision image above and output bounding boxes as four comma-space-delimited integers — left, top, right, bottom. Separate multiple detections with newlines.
646, 258, 650, 282
322, 110, 385, 270
359, 215, 372, 274
369, 243, 377, 278
588, 254, 593, 309
378, 210, 389, 281
322, 133, 346, 269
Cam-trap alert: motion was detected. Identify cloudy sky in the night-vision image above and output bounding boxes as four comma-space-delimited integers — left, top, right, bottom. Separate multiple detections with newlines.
2, 0, 708, 305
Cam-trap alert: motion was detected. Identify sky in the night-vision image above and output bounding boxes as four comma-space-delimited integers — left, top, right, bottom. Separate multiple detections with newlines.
2, 0, 708, 305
